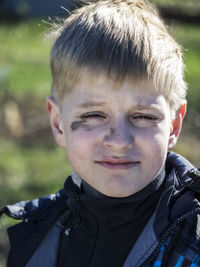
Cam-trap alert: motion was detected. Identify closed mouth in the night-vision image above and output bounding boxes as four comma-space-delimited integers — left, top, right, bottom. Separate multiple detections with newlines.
95, 159, 140, 170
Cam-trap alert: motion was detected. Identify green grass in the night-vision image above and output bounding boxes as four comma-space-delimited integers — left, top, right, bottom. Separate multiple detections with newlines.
172, 23, 200, 113
0, 138, 73, 207
0, 20, 51, 98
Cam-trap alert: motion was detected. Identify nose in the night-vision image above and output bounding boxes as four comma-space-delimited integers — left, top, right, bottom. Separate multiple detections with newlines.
103, 121, 133, 151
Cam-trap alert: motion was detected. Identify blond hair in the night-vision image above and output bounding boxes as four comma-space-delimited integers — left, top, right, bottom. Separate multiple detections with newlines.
50, 0, 187, 110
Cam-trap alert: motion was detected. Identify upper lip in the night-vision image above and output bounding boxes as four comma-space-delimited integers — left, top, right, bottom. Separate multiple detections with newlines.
95, 158, 139, 164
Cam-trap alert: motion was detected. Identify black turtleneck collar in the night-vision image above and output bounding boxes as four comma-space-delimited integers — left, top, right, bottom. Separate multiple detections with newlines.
63, 167, 166, 230
79, 167, 165, 228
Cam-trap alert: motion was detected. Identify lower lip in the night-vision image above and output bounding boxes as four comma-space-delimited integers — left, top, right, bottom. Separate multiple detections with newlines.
96, 162, 139, 170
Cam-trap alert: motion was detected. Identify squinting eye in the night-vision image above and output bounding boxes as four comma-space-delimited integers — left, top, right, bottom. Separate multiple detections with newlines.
130, 114, 159, 127
81, 112, 106, 120
133, 115, 157, 120
80, 112, 107, 126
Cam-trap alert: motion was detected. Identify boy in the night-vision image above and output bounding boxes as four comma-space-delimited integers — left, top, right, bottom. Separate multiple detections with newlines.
1, 0, 200, 266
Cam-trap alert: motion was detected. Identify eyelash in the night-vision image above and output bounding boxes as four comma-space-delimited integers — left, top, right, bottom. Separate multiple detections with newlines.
81, 112, 106, 119
131, 114, 158, 121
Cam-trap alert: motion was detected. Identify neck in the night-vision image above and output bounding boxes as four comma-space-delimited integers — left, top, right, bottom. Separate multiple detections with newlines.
79, 166, 166, 200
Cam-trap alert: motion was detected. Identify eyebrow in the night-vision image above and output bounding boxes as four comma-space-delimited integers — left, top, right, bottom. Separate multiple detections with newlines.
134, 105, 159, 111
77, 101, 163, 114
78, 101, 105, 108
132, 105, 164, 116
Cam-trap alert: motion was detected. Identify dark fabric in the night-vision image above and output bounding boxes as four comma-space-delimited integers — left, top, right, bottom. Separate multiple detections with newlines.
56, 169, 165, 267
25, 223, 62, 267
6, 192, 68, 267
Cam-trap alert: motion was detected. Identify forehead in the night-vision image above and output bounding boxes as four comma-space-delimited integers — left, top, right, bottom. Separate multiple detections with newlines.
62, 71, 170, 112
70, 71, 153, 96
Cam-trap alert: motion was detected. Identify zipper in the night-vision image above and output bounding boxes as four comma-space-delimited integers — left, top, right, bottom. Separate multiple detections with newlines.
141, 207, 200, 266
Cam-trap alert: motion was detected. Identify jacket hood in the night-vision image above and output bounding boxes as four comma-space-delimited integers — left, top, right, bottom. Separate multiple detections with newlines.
0, 188, 67, 222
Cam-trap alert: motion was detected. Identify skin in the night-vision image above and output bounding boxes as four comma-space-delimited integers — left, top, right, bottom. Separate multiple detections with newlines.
46, 71, 186, 197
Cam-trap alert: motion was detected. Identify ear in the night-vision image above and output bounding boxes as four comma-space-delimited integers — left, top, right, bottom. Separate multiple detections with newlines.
46, 96, 66, 148
168, 102, 187, 150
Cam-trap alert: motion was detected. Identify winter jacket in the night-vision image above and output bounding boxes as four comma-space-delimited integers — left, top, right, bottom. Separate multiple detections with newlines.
1, 152, 200, 267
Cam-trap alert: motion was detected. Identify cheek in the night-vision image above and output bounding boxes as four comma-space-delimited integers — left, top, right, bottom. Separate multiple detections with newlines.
139, 124, 170, 157
138, 130, 169, 178
66, 128, 100, 161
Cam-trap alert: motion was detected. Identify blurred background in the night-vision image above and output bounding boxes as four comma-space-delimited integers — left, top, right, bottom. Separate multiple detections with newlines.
0, 0, 200, 265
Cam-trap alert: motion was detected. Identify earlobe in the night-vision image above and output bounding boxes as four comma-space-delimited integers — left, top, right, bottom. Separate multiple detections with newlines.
168, 103, 187, 150
46, 96, 66, 148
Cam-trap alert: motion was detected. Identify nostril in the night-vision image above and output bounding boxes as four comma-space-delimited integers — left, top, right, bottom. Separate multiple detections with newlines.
103, 126, 133, 151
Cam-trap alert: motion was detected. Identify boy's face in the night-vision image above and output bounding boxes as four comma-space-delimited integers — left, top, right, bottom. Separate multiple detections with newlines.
47, 72, 185, 197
